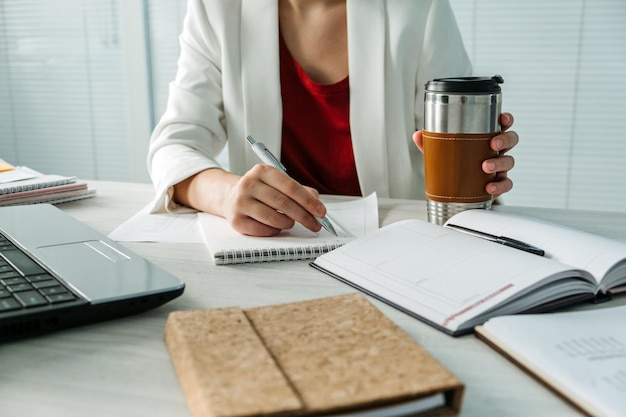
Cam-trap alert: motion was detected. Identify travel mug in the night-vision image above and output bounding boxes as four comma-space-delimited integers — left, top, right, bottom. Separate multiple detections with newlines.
423, 75, 503, 225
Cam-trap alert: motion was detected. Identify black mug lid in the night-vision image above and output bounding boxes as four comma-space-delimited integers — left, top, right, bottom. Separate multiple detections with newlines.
425, 75, 503, 93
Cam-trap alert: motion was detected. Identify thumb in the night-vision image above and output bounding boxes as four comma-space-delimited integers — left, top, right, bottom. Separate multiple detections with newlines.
412, 131, 424, 153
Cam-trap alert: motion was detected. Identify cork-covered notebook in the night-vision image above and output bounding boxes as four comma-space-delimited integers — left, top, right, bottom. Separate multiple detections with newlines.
164, 293, 464, 417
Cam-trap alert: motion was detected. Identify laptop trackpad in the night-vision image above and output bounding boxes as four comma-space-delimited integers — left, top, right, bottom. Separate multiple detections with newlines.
38, 240, 130, 263
82, 240, 130, 262
34, 240, 145, 302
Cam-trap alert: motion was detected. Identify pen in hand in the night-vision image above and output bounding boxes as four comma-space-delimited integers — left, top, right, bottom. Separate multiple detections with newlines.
245, 135, 338, 236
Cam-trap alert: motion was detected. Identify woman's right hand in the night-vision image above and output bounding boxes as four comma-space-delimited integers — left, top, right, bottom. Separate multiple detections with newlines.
173, 166, 328, 237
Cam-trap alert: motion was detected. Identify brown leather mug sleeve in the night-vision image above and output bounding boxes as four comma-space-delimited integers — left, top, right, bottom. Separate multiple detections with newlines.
422, 131, 498, 203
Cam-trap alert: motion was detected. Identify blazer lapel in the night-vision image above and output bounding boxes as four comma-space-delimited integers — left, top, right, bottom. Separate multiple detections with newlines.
347, 0, 389, 197
240, 0, 282, 167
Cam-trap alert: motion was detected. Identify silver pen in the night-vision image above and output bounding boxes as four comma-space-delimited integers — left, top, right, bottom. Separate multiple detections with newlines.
246, 135, 338, 236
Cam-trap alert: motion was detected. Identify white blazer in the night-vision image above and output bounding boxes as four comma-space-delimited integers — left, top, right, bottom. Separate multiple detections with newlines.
147, 0, 471, 212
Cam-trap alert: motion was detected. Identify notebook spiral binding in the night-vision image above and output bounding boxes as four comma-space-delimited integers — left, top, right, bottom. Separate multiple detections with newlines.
217, 243, 343, 265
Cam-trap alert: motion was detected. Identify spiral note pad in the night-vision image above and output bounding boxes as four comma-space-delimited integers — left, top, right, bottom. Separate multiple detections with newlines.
197, 194, 379, 264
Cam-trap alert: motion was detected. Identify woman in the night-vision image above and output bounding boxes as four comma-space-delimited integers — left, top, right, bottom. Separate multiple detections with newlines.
147, 0, 517, 236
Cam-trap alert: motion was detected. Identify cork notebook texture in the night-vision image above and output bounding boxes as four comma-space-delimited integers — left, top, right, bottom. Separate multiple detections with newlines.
164, 293, 464, 417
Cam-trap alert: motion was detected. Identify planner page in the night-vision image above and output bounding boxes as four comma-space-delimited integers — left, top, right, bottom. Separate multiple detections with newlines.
313, 219, 595, 334
477, 305, 626, 417
447, 210, 626, 289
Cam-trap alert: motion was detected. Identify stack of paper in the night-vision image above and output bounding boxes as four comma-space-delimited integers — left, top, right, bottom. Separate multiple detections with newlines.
0, 160, 96, 206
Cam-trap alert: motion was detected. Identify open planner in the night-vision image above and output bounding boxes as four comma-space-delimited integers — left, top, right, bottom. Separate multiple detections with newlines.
198, 193, 379, 264
311, 209, 626, 336
476, 305, 626, 417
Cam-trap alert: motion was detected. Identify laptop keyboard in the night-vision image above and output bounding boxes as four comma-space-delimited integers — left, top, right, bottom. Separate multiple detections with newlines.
0, 232, 77, 313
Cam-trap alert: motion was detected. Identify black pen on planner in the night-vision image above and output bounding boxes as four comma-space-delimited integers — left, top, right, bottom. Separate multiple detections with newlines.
445, 223, 545, 256
245, 135, 338, 236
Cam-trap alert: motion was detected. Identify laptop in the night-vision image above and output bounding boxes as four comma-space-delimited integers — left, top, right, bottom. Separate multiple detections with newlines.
0, 204, 185, 341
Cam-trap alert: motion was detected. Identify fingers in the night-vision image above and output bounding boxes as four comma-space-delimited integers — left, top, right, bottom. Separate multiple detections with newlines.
486, 171, 513, 197
500, 112, 514, 131
483, 154, 515, 176
230, 212, 290, 237
484, 128, 516, 197
484, 132, 516, 197
227, 164, 325, 236
491, 130, 519, 154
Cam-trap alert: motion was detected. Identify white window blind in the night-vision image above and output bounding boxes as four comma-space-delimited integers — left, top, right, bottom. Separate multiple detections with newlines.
449, 0, 626, 212
0, 0, 132, 180
146, 0, 188, 123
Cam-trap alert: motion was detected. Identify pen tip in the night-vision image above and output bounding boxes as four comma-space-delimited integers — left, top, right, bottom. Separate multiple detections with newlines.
316, 216, 337, 236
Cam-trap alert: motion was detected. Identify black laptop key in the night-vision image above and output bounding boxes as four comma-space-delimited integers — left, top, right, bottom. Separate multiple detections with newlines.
40, 286, 68, 296
1, 249, 47, 276
0, 297, 21, 312
46, 292, 77, 304
0, 243, 14, 251
1, 276, 26, 286
32, 280, 60, 289
27, 273, 57, 282
0, 270, 20, 280
7, 282, 34, 293
14, 290, 47, 308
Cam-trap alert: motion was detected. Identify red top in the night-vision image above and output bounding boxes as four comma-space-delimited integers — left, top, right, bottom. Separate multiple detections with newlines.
279, 34, 362, 196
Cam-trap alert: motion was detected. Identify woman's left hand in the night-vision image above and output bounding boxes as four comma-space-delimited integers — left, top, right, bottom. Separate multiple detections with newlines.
482, 112, 517, 197
412, 112, 519, 198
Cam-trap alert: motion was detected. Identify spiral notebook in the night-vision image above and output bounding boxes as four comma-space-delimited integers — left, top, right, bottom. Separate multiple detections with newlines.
198, 194, 379, 264
0, 163, 96, 206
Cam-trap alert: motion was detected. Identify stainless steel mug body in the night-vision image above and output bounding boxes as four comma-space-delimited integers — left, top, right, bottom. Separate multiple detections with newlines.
423, 75, 503, 225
